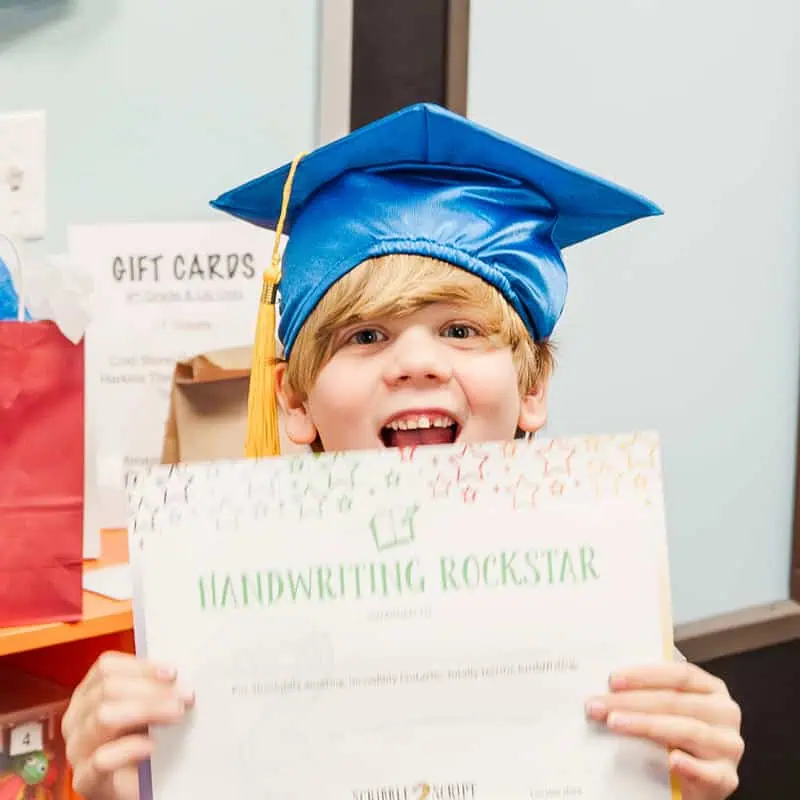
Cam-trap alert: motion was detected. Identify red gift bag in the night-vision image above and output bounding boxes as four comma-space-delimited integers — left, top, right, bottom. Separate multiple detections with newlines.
0, 320, 83, 627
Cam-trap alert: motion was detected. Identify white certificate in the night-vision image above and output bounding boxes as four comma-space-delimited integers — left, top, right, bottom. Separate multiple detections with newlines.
129, 432, 677, 800
71, 221, 274, 557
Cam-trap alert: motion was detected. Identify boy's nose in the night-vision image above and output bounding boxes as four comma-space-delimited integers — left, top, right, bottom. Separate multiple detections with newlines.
383, 329, 453, 387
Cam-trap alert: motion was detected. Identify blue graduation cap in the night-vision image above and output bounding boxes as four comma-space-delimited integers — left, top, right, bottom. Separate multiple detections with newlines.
210, 102, 662, 458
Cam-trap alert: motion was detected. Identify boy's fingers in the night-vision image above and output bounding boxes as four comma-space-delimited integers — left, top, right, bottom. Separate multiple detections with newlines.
64, 676, 192, 765
93, 733, 154, 772
64, 653, 177, 737
71, 734, 152, 799
71, 676, 195, 761
670, 751, 740, 798
83, 653, 177, 694
606, 711, 745, 762
68, 696, 188, 767
586, 689, 741, 728
82, 675, 196, 718
609, 662, 728, 696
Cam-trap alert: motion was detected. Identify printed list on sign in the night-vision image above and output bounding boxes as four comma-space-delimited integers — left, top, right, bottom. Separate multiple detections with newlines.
70, 221, 280, 557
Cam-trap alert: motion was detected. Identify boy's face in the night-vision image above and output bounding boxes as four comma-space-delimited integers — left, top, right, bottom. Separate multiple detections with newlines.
277, 302, 548, 452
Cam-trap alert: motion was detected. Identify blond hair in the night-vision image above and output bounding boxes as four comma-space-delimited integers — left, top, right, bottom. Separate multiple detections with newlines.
284, 254, 555, 399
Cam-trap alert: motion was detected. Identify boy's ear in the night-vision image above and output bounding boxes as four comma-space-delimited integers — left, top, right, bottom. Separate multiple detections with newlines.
274, 362, 319, 446
517, 376, 549, 435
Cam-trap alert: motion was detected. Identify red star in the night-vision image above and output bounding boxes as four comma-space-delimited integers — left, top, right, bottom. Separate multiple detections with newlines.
512, 485, 539, 509
543, 445, 575, 478
398, 445, 417, 462
461, 486, 478, 503
449, 446, 489, 483
430, 474, 452, 498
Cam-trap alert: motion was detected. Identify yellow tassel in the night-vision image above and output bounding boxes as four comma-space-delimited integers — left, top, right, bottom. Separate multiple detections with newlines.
245, 152, 306, 459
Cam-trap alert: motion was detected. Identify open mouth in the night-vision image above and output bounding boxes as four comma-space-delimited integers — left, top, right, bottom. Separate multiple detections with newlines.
380, 413, 461, 448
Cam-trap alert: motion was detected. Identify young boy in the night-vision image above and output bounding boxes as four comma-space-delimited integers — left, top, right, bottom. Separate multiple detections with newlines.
61, 104, 743, 800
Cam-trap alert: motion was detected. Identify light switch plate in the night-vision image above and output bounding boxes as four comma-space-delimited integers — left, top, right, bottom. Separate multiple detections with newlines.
0, 110, 46, 240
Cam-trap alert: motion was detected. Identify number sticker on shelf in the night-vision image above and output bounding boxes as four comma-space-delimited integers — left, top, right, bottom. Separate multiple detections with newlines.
9, 722, 43, 756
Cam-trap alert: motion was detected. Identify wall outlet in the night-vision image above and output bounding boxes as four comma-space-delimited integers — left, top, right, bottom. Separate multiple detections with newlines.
0, 111, 46, 240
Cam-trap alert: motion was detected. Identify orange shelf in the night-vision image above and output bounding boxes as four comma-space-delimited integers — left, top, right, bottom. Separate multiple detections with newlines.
0, 530, 133, 658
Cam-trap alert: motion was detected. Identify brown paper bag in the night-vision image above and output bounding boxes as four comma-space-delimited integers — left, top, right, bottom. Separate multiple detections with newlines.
161, 346, 307, 465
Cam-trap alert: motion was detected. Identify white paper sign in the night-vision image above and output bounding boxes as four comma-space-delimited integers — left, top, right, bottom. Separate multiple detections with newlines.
83, 564, 132, 601
9, 722, 43, 756
71, 221, 278, 557
129, 432, 676, 800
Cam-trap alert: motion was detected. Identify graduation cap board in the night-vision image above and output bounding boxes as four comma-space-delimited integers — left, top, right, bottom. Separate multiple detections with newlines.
210, 102, 662, 458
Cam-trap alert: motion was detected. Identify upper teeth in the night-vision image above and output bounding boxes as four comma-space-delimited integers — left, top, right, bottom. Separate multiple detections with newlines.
386, 414, 455, 431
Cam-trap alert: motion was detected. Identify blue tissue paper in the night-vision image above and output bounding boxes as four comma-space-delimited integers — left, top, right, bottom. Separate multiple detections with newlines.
0, 255, 30, 321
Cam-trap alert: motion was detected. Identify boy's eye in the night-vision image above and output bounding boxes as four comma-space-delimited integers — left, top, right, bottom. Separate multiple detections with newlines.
442, 323, 479, 339
348, 328, 386, 345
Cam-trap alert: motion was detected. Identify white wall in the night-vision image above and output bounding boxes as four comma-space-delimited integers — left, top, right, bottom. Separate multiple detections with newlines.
0, 0, 319, 254
4, 0, 799, 625
469, 0, 800, 624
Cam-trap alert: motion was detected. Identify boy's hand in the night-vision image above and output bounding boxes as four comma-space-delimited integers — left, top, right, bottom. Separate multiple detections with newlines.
62, 652, 194, 800
586, 662, 743, 799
